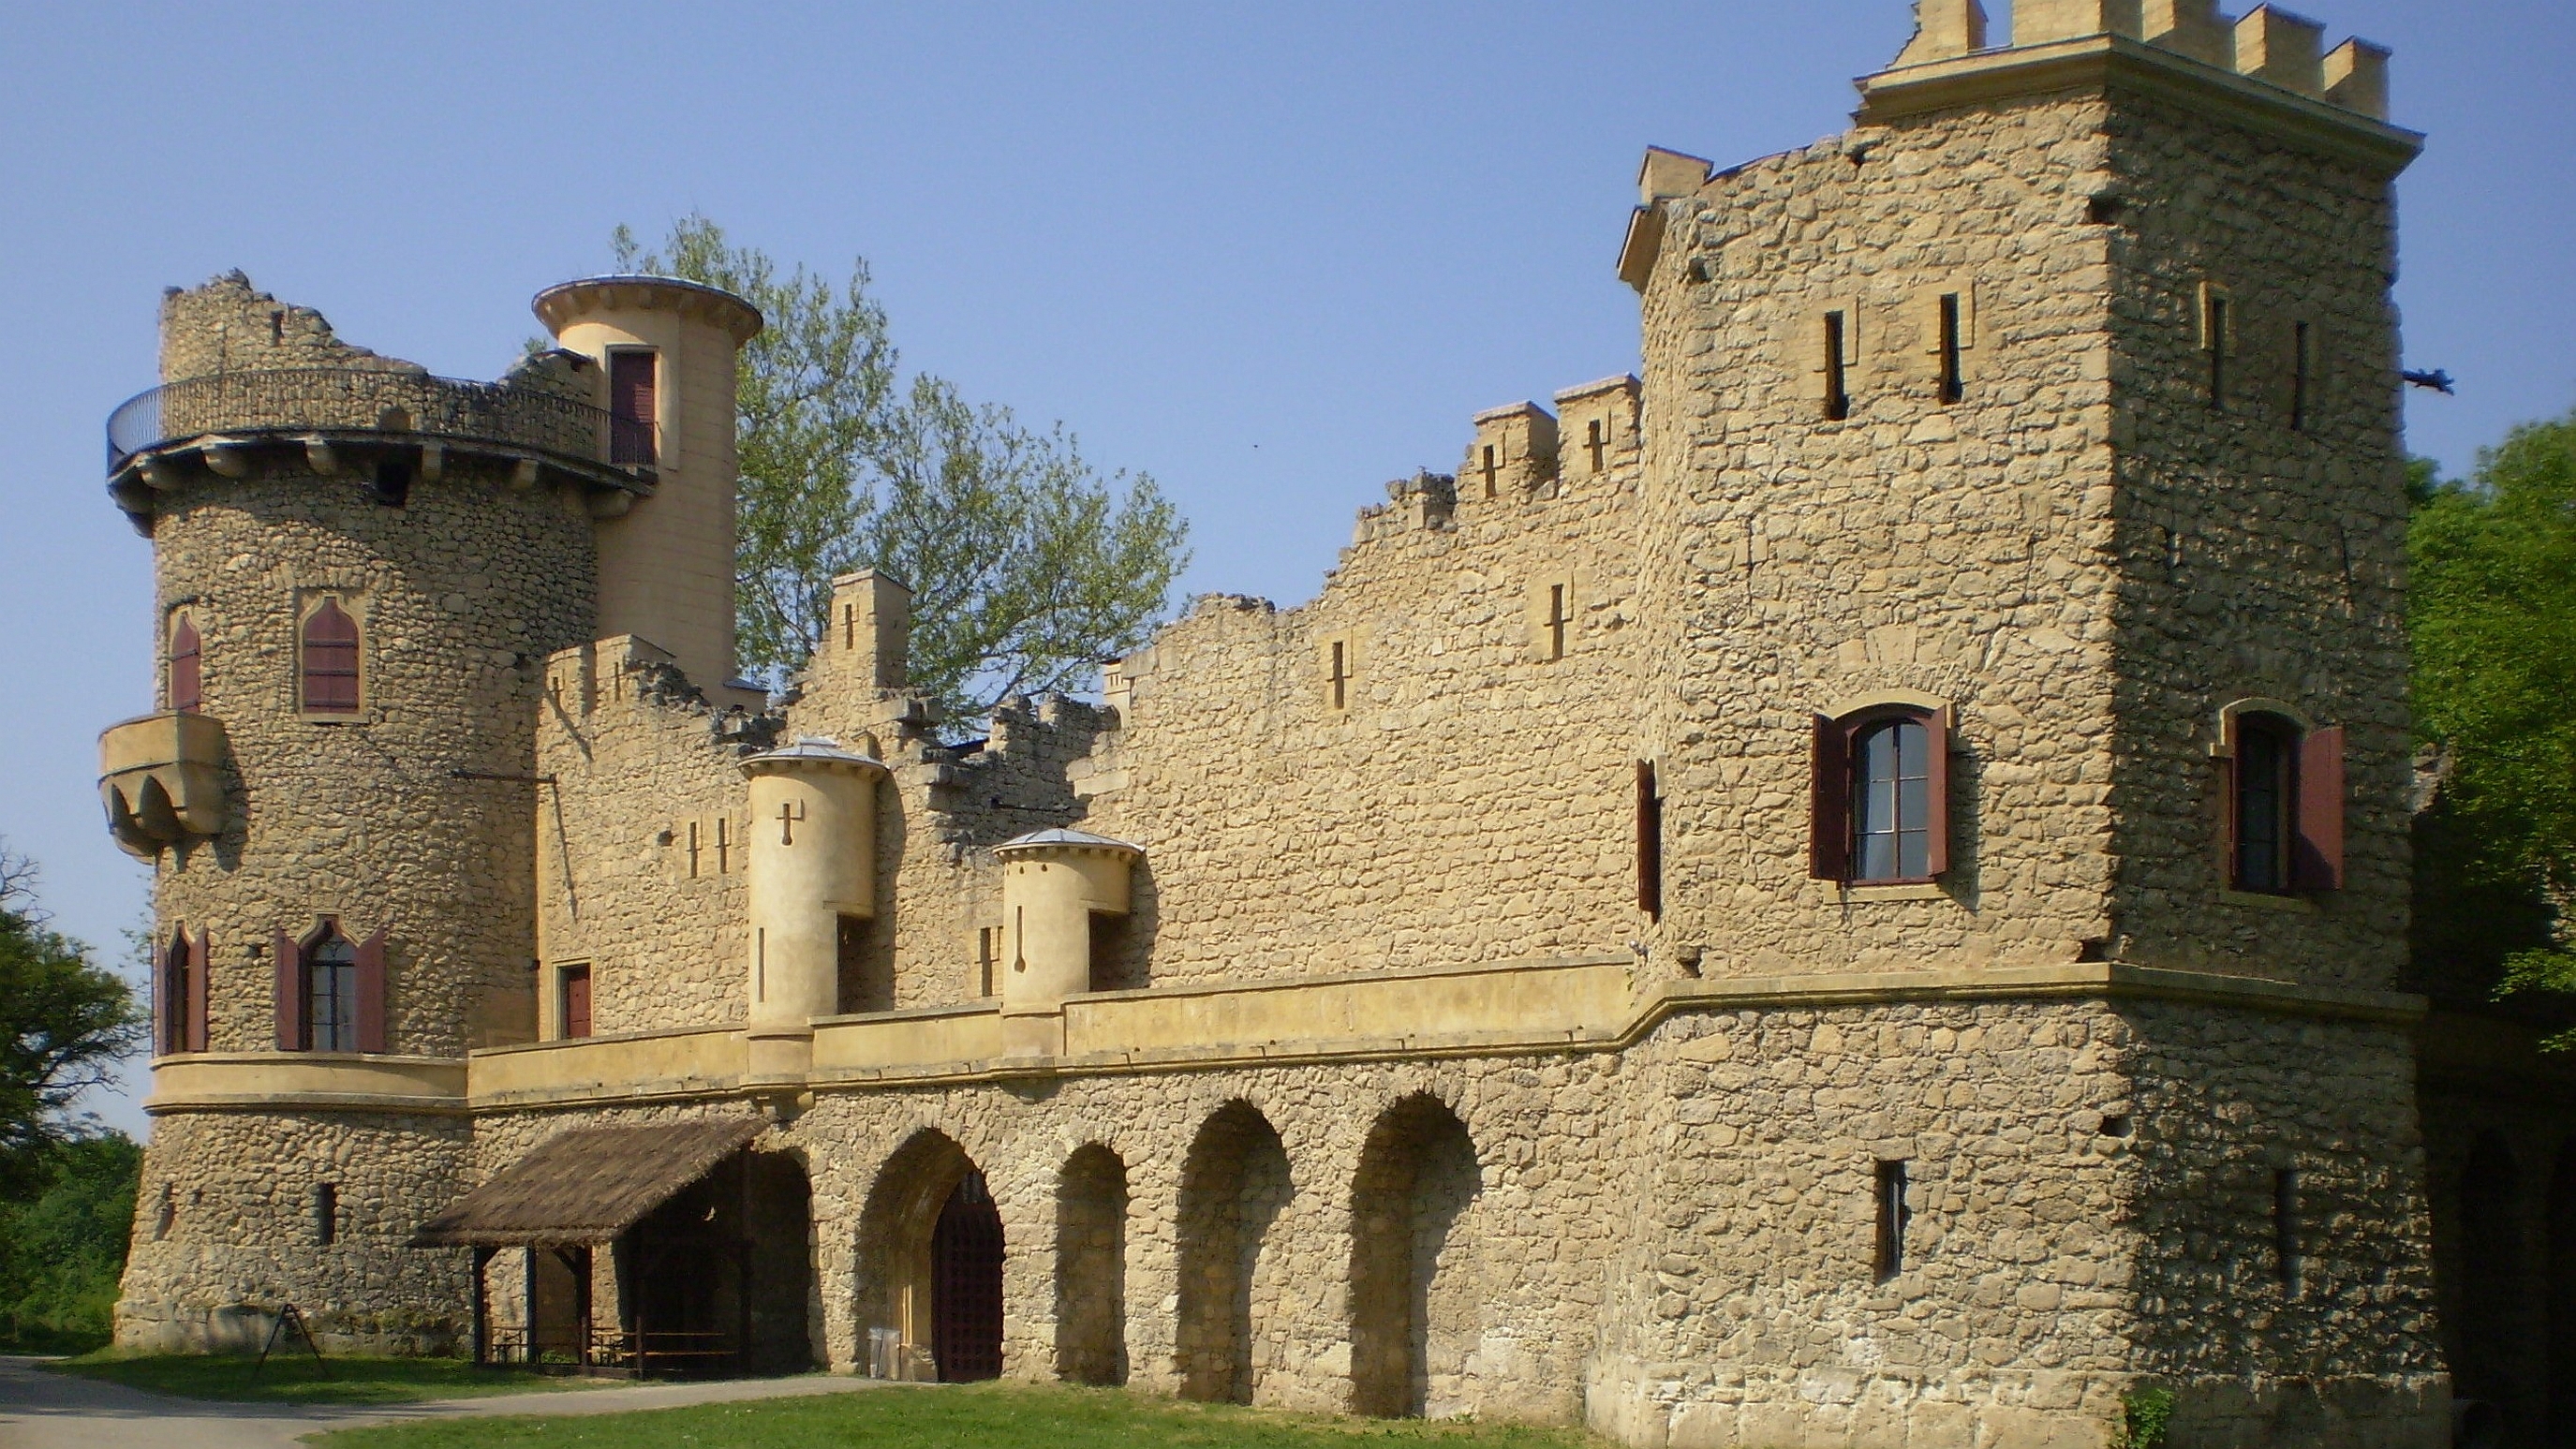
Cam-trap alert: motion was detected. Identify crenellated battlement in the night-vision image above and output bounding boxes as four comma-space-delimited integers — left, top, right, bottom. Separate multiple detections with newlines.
1888, 0, 2392, 121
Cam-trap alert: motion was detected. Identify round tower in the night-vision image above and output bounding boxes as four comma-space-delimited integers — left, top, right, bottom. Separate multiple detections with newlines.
99, 271, 753, 1353
534, 275, 764, 697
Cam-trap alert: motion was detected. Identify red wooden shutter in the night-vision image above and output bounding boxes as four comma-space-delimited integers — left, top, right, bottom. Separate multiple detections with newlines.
1810, 715, 1852, 880
185, 928, 211, 1053
274, 929, 305, 1050
152, 929, 172, 1056
2292, 725, 2346, 891
1924, 706, 1953, 879
2217, 713, 2242, 887
354, 927, 389, 1054
301, 600, 361, 714
169, 615, 202, 714
1636, 761, 1664, 919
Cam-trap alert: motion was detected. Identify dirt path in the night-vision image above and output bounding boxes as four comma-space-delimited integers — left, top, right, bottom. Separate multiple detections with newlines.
0, 1355, 896, 1449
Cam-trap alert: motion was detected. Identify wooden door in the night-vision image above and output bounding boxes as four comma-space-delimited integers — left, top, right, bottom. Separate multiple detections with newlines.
931, 1172, 1003, 1381
563, 965, 591, 1039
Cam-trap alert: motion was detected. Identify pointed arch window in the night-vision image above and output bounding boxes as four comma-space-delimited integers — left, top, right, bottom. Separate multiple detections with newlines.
155, 924, 208, 1056
300, 598, 361, 716
274, 918, 386, 1053
168, 612, 203, 714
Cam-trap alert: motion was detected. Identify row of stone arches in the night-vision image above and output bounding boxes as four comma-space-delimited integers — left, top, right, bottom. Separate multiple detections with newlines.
851, 1092, 1482, 1416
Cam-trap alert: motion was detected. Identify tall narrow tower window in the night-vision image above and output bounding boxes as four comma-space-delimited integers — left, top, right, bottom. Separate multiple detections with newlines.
299, 599, 361, 716
610, 350, 659, 466
168, 612, 202, 714
1587, 419, 1606, 472
1636, 761, 1664, 921
2231, 715, 2294, 894
1328, 641, 1349, 710
1936, 293, 1964, 405
1823, 311, 1852, 421
1480, 445, 1498, 497
1874, 1161, 1912, 1280
2205, 291, 2231, 410
2273, 1168, 2302, 1294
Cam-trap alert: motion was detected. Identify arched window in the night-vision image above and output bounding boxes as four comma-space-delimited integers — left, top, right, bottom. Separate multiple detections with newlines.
2222, 704, 2344, 894
300, 598, 361, 715
168, 612, 202, 714
274, 919, 386, 1053
306, 924, 360, 1053
1811, 704, 1951, 884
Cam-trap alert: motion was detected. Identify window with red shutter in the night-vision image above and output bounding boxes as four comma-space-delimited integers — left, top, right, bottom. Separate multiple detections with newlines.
1814, 704, 1952, 884
301, 599, 362, 715
157, 926, 189, 1057
185, 927, 210, 1053
169, 614, 202, 714
274, 928, 306, 1050
2291, 725, 2346, 892
353, 927, 388, 1054
1810, 715, 1852, 881
610, 350, 659, 466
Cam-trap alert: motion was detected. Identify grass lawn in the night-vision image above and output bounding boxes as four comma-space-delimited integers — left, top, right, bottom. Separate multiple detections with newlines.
314, 1381, 1607, 1448
48, 1350, 603, 1405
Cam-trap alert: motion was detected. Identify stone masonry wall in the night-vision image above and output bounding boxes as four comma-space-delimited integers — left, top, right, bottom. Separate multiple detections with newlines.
119, 1108, 471, 1353
1632, 93, 2124, 983
2100, 92, 2413, 990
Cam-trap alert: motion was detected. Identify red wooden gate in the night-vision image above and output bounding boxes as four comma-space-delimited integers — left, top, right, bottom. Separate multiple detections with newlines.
931, 1172, 1003, 1381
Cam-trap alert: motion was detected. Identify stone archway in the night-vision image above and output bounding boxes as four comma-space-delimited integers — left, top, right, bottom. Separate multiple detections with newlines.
1175, 1102, 1292, 1403
1347, 1093, 1482, 1417
854, 1129, 1001, 1382
1055, 1143, 1128, 1385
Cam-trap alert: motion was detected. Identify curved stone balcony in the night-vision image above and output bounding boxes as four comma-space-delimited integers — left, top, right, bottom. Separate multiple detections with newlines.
99, 712, 229, 859
103, 366, 649, 531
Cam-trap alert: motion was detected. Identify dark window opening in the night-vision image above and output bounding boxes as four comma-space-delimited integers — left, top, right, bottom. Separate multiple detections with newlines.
169, 614, 202, 714
1854, 717, 1933, 882
369, 456, 411, 508
306, 925, 360, 1053
270, 310, 286, 345
2206, 292, 2230, 410
1873, 1161, 1911, 1280
1546, 584, 1568, 661
609, 350, 659, 466
836, 914, 867, 1013
300, 599, 361, 715
844, 603, 856, 649
560, 963, 591, 1040
2085, 194, 2124, 225
1329, 641, 1348, 710
1823, 311, 1851, 421
2232, 716, 2294, 893
2290, 321, 2313, 432
315, 1182, 338, 1246
977, 926, 997, 998
1937, 293, 1964, 405
1480, 444, 1498, 497
2273, 1168, 2302, 1294
160, 927, 193, 1056
1088, 911, 1126, 993
1587, 419, 1606, 472
1636, 761, 1664, 922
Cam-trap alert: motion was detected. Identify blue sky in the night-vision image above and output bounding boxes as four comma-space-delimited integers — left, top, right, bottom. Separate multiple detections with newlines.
2, 1, 2569, 1136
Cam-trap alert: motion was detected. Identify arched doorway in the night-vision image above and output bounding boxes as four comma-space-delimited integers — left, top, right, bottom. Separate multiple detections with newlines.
1055, 1144, 1128, 1385
1348, 1094, 1481, 1417
2456, 1133, 2522, 1416
1175, 1102, 1292, 1403
931, 1172, 1004, 1381
855, 1130, 1003, 1382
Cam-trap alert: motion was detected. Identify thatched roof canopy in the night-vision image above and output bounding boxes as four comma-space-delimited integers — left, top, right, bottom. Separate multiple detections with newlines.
412, 1117, 762, 1248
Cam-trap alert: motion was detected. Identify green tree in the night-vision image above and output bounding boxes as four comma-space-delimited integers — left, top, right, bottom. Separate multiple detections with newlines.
612, 216, 1190, 729
0, 845, 144, 1199
0, 1131, 141, 1350
2407, 408, 2576, 1037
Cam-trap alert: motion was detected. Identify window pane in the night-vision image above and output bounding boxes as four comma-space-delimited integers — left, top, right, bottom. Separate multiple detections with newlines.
1900, 827, 1928, 880
1860, 830, 1896, 880
1851, 717, 1932, 881
1897, 719, 1927, 777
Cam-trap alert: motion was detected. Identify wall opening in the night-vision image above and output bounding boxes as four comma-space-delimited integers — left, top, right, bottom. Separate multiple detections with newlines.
1873, 1161, 1911, 1280
2291, 320, 2313, 431
1823, 311, 1851, 421
1054, 1144, 1128, 1386
1585, 419, 1605, 472
315, 1182, 338, 1246
855, 1130, 994, 1382
2205, 290, 2231, 410
1349, 1094, 1482, 1418
1176, 1102, 1293, 1403
1635, 761, 1663, 922
1936, 293, 1964, 405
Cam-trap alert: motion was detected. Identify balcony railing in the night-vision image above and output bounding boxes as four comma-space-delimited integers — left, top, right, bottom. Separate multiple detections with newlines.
107, 368, 616, 475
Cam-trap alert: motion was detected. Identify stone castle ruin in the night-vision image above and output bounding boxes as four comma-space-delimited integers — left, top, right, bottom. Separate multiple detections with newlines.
94, 3, 2576, 1443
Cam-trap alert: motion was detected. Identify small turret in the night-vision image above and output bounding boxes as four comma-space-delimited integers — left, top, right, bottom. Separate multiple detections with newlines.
534, 276, 763, 695
740, 736, 886, 1079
